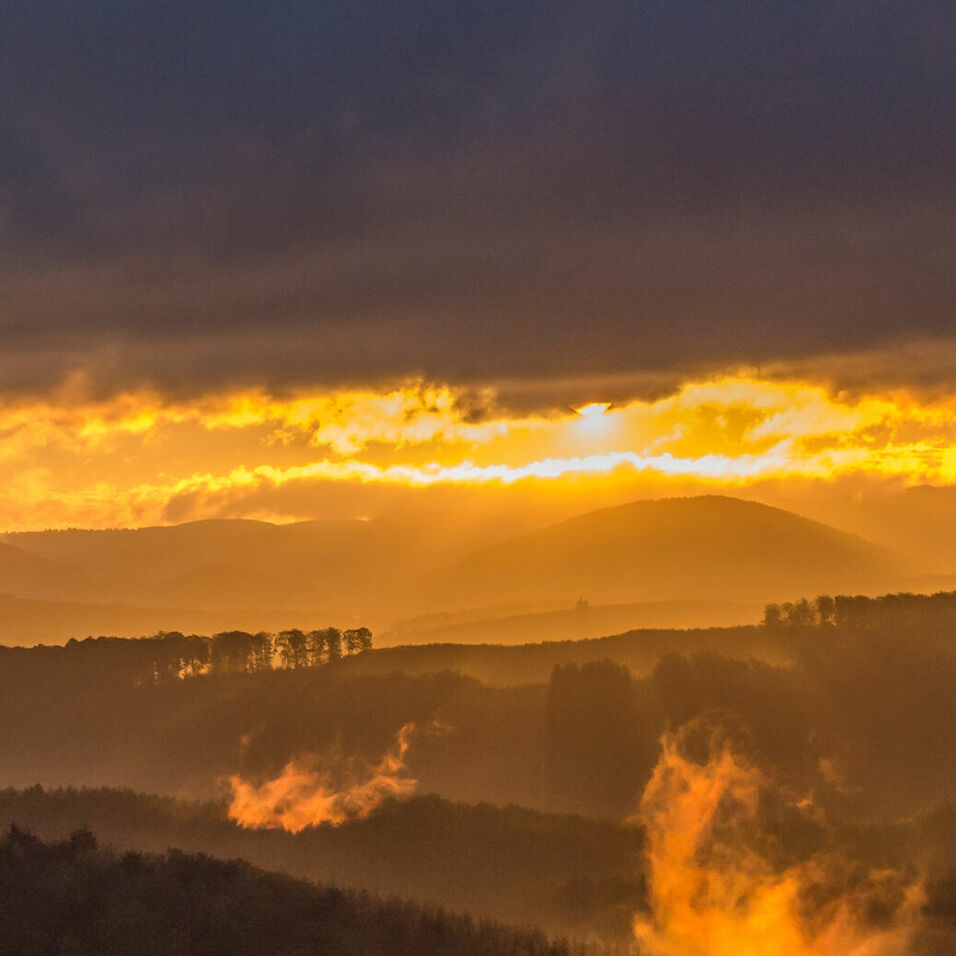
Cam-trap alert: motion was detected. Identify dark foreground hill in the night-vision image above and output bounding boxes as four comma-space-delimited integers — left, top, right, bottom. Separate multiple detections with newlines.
0, 827, 587, 956
428, 495, 901, 607
2, 783, 954, 955
0, 789, 642, 943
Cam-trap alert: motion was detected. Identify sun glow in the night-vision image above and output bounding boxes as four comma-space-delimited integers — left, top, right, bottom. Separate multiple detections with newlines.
1, 374, 955, 529
575, 401, 611, 418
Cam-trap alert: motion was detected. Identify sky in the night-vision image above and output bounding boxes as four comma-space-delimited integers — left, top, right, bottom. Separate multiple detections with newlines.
1, 1, 954, 529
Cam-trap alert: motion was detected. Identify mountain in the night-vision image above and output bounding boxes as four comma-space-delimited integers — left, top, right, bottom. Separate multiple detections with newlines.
1, 509, 555, 616
2, 519, 344, 585
426, 495, 902, 608
0, 497, 910, 635
0, 541, 95, 602
159, 563, 297, 609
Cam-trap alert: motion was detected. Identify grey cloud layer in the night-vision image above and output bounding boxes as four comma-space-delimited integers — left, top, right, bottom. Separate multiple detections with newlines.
1, 0, 953, 396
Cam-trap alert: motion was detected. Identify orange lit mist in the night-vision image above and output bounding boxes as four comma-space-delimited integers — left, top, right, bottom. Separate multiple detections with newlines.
631, 735, 924, 956
227, 722, 436, 832
2, 374, 956, 529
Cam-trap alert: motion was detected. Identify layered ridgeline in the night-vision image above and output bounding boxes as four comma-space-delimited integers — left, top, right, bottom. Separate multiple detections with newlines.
0, 592, 953, 817
0, 790, 643, 942
0, 509, 549, 611
1, 784, 954, 952
0, 592, 954, 950
0, 828, 584, 956
0, 495, 918, 645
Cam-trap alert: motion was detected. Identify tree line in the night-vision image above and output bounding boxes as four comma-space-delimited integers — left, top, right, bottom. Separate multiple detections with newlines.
0, 626, 373, 688
125, 625, 374, 679
0, 826, 594, 956
762, 589, 956, 630
0, 786, 644, 944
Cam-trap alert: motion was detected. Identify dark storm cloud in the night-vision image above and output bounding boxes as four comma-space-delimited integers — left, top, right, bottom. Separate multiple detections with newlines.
1, 0, 953, 397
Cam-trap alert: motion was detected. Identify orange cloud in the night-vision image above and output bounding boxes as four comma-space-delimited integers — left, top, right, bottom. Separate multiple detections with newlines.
1, 376, 955, 530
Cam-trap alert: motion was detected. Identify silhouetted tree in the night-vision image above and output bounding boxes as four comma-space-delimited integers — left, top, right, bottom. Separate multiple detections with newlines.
344, 628, 372, 655
788, 598, 816, 628
0, 829, 582, 956
815, 594, 836, 626
306, 630, 326, 667
250, 632, 274, 672
212, 631, 256, 673
762, 603, 783, 627
324, 628, 343, 663
277, 629, 308, 669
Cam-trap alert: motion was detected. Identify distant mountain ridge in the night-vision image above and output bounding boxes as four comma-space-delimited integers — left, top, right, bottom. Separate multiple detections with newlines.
426, 495, 901, 608
0, 541, 94, 602
1, 510, 551, 611
0, 496, 910, 644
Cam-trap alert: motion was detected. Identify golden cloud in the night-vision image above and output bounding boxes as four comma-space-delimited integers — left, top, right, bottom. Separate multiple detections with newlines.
1, 376, 955, 530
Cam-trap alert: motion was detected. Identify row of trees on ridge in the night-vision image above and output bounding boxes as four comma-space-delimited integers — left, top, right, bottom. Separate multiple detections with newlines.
762, 589, 956, 629
0, 626, 374, 688
156, 625, 374, 678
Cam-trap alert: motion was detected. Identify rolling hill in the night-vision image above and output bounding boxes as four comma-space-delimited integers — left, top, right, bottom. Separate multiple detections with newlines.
426, 495, 902, 608
0, 593, 336, 647
0, 541, 95, 603
0, 787, 641, 942
0, 824, 584, 955
0, 496, 912, 644
1, 509, 556, 616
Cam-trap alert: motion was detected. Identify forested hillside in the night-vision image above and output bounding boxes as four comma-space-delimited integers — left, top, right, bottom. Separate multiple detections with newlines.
0, 591, 953, 949
0, 828, 591, 956
1, 592, 954, 818
0, 790, 643, 940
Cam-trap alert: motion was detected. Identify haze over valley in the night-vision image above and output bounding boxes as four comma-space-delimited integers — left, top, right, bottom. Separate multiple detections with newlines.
2, 0, 954, 952
3, 492, 951, 648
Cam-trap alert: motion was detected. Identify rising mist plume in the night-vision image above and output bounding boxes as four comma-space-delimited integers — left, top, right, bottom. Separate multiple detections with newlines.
227, 722, 441, 832
630, 730, 925, 956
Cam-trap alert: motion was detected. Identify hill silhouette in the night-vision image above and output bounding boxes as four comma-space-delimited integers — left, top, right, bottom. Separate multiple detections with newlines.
0, 826, 584, 955
0, 541, 94, 603
1, 509, 554, 618
0, 789, 642, 942
0, 497, 914, 646
428, 496, 900, 608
